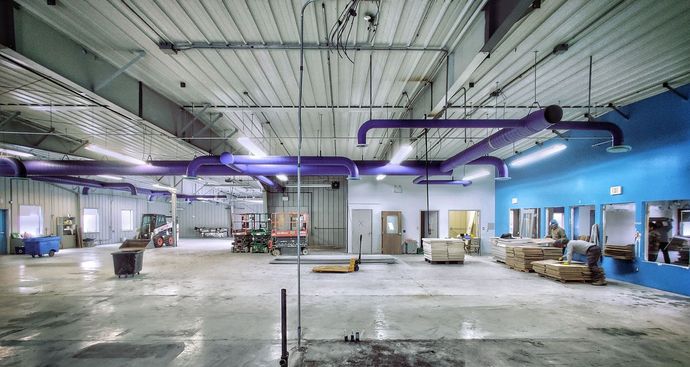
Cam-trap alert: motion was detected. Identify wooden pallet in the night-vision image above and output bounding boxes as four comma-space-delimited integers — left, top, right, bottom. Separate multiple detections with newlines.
537, 273, 591, 283
425, 258, 464, 264
509, 266, 534, 273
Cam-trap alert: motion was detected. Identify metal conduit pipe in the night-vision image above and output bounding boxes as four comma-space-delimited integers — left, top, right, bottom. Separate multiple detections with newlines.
220, 153, 360, 180
440, 105, 563, 172
550, 121, 631, 153
0, 157, 27, 177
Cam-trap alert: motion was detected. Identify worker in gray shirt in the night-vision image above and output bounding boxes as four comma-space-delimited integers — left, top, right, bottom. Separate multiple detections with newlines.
546, 219, 567, 240
556, 239, 607, 286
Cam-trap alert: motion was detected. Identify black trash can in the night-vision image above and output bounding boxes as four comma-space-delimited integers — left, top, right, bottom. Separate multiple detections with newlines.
111, 250, 144, 278
15, 246, 25, 255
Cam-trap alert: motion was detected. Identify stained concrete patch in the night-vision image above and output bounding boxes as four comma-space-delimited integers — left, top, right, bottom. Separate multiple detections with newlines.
588, 327, 647, 337
73, 342, 185, 359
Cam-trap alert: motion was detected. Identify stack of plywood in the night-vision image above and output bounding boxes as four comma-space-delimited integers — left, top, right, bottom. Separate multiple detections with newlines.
506, 246, 563, 272
603, 244, 635, 260
491, 238, 533, 263
423, 238, 465, 263
532, 260, 592, 282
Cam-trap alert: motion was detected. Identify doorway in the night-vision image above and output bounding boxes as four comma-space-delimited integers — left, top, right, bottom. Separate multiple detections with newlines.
420, 210, 439, 243
351, 209, 373, 254
509, 209, 520, 237
571, 205, 595, 241
0, 209, 6, 255
520, 208, 540, 238
381, 211, 402, 254
545, 207, 565, 235
448, 210, 480, 238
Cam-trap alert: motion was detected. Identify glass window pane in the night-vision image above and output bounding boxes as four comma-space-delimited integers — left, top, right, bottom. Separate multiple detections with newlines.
121, 210, 134, 231
83, 208, 99, 233
19, 205, 42, 237
386, 215, 398, 234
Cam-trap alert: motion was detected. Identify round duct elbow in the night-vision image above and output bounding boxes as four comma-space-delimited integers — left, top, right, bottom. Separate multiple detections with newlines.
494, 176, 512, 181
543, 105, 564, 124
606, 145, 632, 153
219, 152, 235, 165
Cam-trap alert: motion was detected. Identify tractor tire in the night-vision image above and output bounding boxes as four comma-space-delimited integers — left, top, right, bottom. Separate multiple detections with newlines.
153, 236, 164, 248
302, 248, 309, 255
271, 249, 281, 256
166, 236, 175, 246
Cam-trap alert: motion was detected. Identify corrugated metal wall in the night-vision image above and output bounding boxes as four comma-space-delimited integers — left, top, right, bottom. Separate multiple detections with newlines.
80, 192, 169, 244
0, 177, 78, 240
176, 201, 231, 238
267, 176, 347, 249
0, 178, 232, 247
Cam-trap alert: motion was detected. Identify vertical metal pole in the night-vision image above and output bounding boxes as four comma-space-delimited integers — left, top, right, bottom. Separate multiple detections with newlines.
171, 192, 177, 246
280, 288, 289, 366
587, 56, 593, 118
297, 0, 317, 349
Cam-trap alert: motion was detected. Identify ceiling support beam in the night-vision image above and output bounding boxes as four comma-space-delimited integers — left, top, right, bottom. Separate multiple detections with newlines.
180, 104, 210, 135
93, 50, 145, 92
662, 82, 688, 101
69, 140, 90, 154
160, 41, 446, 53
192, 113, 223, 138
0, 111, 20, 129
606, 103, 630, 120
0, 0, 15, 50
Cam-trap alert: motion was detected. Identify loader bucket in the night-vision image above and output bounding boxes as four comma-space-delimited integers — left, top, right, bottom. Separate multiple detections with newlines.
119, 239, 152, 251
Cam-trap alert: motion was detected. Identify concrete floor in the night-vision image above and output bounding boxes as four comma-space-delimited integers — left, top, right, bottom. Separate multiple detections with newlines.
1, 238, 689, 366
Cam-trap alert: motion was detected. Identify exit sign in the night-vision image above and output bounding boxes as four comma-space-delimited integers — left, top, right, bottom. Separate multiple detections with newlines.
610, 186, 623, 195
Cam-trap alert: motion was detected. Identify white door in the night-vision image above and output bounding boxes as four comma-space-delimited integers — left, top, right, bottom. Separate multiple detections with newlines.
351, 209, 373, 254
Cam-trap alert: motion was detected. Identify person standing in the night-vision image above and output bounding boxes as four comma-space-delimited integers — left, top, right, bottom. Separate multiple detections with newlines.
648, 223, 661, 262
558, 239, 607, 286
547, 219, 567, 240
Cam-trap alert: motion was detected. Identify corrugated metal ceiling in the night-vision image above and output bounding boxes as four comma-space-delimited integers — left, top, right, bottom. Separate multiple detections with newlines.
7, 0, 690, 168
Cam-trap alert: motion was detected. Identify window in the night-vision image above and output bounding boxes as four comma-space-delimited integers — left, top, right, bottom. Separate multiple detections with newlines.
83, 208, 99, 233
121, 210, 134, 231
19, 205, 42, 237
681, 210, 690, 237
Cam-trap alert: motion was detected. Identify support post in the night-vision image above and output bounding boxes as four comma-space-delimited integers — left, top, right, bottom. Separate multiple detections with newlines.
280, 288, 288, 366
171, 192, 178, 247
93, 50, 146, 91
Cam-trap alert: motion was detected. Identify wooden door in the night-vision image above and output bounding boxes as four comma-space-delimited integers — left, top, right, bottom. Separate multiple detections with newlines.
381, 211, 402, 254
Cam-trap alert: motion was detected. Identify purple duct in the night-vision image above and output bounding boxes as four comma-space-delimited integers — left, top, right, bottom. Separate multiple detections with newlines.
255, 175, 283, 192
357, 119, 527, 146
187, 155, 240, 177
440, 105, 563, 172
0, 157, 27, 177
550, 121, 630, 152
468, 156, 510, 180
220, 153, 360, 179
33, 176, 138, 195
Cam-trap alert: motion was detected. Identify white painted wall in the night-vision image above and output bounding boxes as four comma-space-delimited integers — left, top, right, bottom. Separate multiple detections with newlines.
348, 176, 495, 254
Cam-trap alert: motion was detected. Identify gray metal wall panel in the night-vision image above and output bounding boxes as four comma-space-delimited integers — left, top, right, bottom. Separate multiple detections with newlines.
176, 201, 230, 238
267, 176, 347, 249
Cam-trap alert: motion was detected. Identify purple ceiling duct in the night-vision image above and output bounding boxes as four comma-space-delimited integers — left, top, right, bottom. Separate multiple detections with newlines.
468, 156, 510, 180
440, 105, 563, 172
187, 155, 241, 177
357, 119, 526, 146
33, 176, 138, 195
550, 121, 631, 152
255, 175, 283, 192
0, 157, 27, 177
220, 153, 360, 180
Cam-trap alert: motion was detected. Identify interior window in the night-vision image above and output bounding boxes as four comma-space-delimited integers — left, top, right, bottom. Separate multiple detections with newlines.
83, 208, 99, 233
19, 205, 42, 237
646, 200, 690, 267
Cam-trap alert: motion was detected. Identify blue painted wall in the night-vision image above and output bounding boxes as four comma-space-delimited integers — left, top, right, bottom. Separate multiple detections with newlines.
496, 84, 690, 295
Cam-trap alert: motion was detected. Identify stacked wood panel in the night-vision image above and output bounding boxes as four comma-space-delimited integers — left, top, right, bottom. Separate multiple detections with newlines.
506, 246, 563, 272
423, 238, 465, 263
532, 260, 592, 282
603, 244, 635, 260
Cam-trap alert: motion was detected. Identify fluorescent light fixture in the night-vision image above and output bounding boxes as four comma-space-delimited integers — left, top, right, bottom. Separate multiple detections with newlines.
462, 170, 490, 181
85, 144, 147, 165
152, 183, 177, 192
389, 144, 413, 165
237, 137, 267, 157
0, 147, 34, 158
376, 174, 386, 181
182, 175, 204, 181
97, 175, 123, 181
236, 197, 263, 203
276, 174, 288, 182
510, 144, 567, 168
